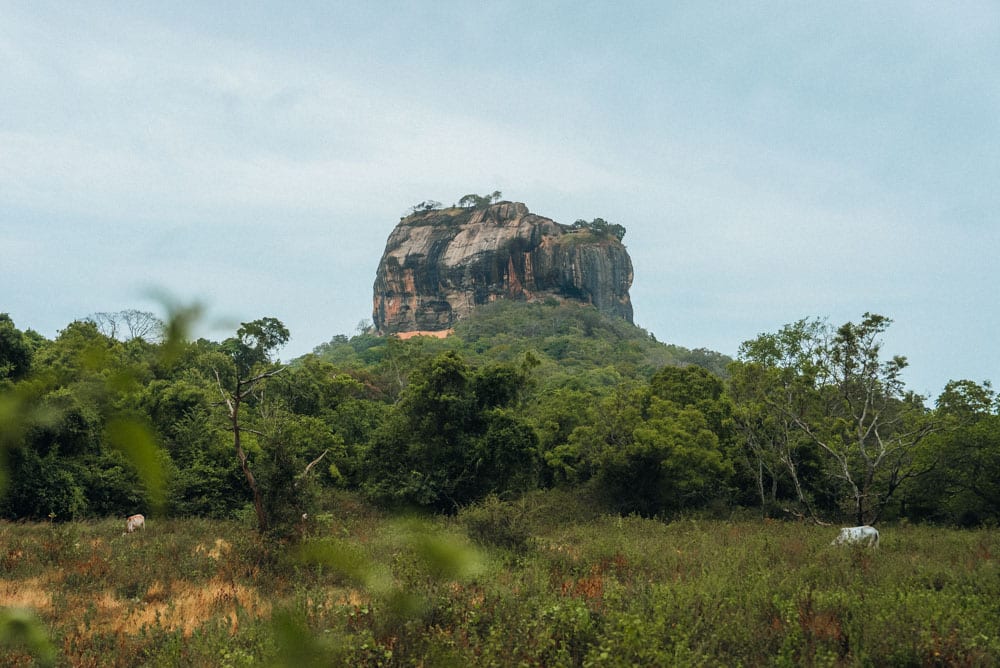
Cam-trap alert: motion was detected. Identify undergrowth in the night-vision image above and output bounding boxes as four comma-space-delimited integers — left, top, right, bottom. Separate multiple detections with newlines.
2, 492, 999, 666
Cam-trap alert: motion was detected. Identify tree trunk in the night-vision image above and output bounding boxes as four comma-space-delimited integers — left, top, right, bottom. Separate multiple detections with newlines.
217, 370, 270, 534
233, 421, 268, 533
756, 458, 766, 517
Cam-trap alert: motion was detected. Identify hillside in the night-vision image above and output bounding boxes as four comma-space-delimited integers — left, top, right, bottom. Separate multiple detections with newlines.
315, 300, 730, 382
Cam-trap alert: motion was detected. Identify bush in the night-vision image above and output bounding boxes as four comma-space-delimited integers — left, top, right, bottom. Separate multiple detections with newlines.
459, 494, 535, 552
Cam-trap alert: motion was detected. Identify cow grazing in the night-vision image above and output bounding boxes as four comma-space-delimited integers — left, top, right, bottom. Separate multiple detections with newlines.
124, 514, 145, 534
831, 525, 879, 548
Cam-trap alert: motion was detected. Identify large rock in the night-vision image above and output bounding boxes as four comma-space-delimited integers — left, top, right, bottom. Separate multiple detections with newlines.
373, 202, 634, 334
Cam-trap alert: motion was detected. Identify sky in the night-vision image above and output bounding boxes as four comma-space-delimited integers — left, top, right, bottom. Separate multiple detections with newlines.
2, 1, 998, 400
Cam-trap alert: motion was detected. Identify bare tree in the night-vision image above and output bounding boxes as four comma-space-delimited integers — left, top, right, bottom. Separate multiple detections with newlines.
88, 312, 119, 340
121, 309, 163, 341
87, 310, 163, 342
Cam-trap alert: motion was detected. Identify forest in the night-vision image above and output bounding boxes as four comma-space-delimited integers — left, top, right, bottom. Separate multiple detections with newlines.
2, 301, 1000, 664
1, 300, 997, 533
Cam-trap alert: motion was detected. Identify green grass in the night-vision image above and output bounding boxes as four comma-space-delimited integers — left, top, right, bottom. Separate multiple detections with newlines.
2, 494, 999, 666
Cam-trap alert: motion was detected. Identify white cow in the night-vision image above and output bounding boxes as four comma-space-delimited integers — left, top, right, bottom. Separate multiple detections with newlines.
831, 525, 879, 548
124, 513, 145, 534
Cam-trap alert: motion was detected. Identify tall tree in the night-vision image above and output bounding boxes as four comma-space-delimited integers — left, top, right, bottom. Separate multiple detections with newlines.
734, 314, 939, 524
811, 314, 939, 524
0, 314, 33, 381
214, 318, 289, 532
729, 319, 833, 521
364, 352, 538, 511
904, 380, 1000, 524
571, 368, 735, 517
88, 310, 163, 342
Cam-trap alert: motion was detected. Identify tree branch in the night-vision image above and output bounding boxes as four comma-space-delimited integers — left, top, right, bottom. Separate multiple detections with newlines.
213, 368, 235, 416
300, 449, 329, 479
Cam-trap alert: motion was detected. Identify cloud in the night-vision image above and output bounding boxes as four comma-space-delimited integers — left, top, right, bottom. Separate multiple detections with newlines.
2, 3, 998, 395
1, 10, 633, 235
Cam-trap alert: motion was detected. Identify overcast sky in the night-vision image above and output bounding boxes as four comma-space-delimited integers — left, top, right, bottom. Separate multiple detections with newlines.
2, 1, 998, 399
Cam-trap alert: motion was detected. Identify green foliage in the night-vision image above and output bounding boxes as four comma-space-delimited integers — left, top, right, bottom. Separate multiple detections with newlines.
593, 388, 734, 516
206, 316, 301, 535
904, 412, 1000, 525
254, 412, 338, 541
409, 199, 442, 214
162, 407, 245, 517
1, 447, 88, 519
3, 499, 1000, 665
0, 313, 35, 381
459, 493, 537, 552
570, 217, 626, 242
222, 317, 290, 376
1, 295, 994, 531
0, 607, 56, 667
732, 313, 940, 524
458, 191, 502, 208
78, 451, 145, 516
0, 301, 208, 520
543, 367, 738, 518
936, 378, 997, 421
104, 418, 166, 513
364, 351, 539, 511
452, 299, 731, 376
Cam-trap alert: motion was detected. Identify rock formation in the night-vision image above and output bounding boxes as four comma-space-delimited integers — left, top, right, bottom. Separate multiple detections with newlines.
373, 202, 634, 334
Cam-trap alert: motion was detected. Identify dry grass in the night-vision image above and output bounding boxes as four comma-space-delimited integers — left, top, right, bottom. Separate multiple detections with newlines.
0, 577, 51, 609
114, 578, 268, 636
3, 505, 1000, 666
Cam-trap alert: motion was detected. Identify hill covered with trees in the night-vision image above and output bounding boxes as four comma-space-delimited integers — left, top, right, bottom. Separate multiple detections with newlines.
1, 301, 997, 535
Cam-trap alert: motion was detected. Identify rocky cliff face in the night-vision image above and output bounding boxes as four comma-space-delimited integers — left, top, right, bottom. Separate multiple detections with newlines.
373, 202, 634, 334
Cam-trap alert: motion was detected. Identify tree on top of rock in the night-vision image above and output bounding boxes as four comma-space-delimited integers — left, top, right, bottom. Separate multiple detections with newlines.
571, 218, 626, 242
458, 191, 503, 209
409, 200, 442, 214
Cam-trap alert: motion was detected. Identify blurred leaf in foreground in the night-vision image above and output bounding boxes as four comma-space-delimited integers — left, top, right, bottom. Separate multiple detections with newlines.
105, 418, 166, 514
0, 607, 57, 667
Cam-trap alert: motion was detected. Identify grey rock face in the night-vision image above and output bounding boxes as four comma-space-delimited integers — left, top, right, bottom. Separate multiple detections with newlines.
373, 202, 633, 334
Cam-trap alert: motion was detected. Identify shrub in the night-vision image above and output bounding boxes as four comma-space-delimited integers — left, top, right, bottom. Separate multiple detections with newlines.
459, 494, 535, 552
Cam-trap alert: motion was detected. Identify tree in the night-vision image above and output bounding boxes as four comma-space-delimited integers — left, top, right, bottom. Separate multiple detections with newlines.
410, 200, 442, 214
0, 314, 33, 381
213, 318, 290, 533
160, 405, 245, 518
459, 194, 490, 208
570, 218, 626, 242
363, 352, 538, 511
811, 314, 939, 524
1, 307, 193, 520
733, 313, 939, 525
88, 310, 163, 342
253, 410, 336, 540
729, 319, 835, 521
589, 376, 734, 517
902, 380, 999, 524
458, 191, 502, 209
935, 379, 996, 422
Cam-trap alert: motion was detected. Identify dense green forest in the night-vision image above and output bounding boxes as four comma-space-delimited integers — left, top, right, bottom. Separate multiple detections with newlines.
1, 301, 997, 536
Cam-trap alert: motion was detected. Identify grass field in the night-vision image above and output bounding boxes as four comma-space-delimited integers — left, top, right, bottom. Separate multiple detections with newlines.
2, 492, 999, 666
